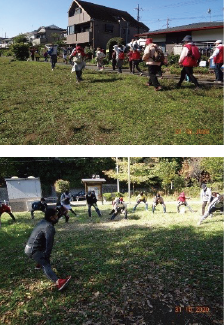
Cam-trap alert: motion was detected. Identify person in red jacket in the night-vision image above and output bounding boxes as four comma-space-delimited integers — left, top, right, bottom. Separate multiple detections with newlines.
127, 48, 133, 73
209, 40, 223, 83
177, 35, 200, 88
132, 49, 143, 75
0, 202, 16, 226
177, 192, 193, 213
70, 45, 88, 83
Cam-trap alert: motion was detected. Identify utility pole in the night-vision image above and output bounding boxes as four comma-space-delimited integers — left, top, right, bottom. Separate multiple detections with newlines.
135, 4, 140, 22
134, 4, 143, 34
166, 18, 171, 28
116, 157, 120, 193
128, 157, 131, 204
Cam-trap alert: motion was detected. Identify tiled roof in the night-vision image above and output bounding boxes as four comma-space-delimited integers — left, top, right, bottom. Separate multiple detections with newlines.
70, 0, 149, 31
137, 21, 223, 36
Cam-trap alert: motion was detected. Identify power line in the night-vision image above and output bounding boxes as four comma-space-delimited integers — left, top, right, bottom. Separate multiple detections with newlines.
142, 14, 223, 24
143, 0, 220, 11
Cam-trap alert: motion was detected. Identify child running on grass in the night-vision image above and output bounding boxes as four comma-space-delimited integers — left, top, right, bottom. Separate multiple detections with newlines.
25, 208, 71, 291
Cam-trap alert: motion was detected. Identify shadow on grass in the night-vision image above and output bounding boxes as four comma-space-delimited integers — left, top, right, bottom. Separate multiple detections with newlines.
90, 77, 121, 83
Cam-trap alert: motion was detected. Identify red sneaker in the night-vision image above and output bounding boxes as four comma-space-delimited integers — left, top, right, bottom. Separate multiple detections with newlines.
35, 264, 42, 270
57, 276, 71, 291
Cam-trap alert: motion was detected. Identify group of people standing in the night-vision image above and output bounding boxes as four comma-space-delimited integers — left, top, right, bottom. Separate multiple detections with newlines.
0, 185, 222, 293
30, 36, 223, 88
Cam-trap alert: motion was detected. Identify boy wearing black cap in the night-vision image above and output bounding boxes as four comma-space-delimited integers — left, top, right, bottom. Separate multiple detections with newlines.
25, 208, 71, 291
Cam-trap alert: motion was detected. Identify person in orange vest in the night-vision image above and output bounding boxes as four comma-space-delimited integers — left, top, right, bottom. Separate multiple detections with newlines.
177, 35, 200, 88
209, 40, 223, 83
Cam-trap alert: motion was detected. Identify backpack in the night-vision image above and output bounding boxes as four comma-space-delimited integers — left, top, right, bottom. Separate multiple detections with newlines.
73, 52, 83, 64
186, 44, 201, 62
153, 46, 165, 62
118, 51, 125, 60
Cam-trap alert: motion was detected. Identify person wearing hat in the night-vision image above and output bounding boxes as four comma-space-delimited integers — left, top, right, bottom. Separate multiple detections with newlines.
70, 44, 88, 83
209, 40, 223, 83
24, 208, 71, 291
177, 35, 200, 88
142, 38, 162, 91
200, 184, 212, 216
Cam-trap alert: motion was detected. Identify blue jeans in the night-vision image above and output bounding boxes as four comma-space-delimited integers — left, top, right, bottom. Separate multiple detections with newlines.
133, 200, 148, 211
88, 204, 101, 217
214, 63, 223, 81
32, 251, 58, 283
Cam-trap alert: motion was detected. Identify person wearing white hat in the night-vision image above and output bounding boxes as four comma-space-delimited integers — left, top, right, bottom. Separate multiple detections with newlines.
209, 40, 223, 83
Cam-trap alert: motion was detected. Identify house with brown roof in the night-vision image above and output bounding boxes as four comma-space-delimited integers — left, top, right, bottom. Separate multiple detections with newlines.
67, 0, 149, 49
135, 21, 223, 53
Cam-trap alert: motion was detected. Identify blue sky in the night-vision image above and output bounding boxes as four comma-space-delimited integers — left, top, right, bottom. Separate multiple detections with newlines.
0, 0, 223, 38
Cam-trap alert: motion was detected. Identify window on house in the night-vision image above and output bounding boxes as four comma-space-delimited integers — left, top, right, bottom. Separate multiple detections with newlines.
68, 25, 75, 35
75, 8, 82, 15
105, 24, 114, 33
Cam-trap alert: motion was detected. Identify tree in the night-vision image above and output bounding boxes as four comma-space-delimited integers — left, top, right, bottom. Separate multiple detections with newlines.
200, 157, 224, 182
155, 159, 179, 194
103, 158, 157, 193
54, 179, 70, 200
11, 34, 30, 61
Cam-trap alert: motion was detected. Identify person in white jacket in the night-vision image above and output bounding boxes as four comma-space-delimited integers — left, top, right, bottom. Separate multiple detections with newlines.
198, 194, 223, 225
142, 38, 162, 91
113, 44, 126, 73
209, 40, 224, 83
200, 184, 212, 215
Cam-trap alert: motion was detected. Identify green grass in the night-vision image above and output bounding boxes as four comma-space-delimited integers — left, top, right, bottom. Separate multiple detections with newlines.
0, 202, 223, 325
0, 58, 223, 145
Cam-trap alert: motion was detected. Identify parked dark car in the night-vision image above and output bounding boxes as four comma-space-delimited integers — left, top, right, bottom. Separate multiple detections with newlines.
72, 191, 86, 201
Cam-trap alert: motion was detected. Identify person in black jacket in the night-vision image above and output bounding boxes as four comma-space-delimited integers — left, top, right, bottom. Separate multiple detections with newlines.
86, 191, 102, 218
31, 198, 47, 219
25, 208, 71, 291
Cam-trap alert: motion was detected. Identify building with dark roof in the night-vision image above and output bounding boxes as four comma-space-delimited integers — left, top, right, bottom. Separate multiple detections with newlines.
67, 0, 149, 48
30, 25, 66, 46
135, 21, 223, 53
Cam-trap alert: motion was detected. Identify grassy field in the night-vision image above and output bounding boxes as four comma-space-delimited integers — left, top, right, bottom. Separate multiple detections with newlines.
0, 58, 223, 145
0, 202, 223, 325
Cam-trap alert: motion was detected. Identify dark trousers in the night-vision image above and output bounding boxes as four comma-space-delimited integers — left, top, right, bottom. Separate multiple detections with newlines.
51, 55, 57, 69
32, 251, 58, 282
178, 66, 199, 87
129, 61, 133, 72
147, 65, 160, 88
88, 204, 101, 218
214, 63, 223, 81
132, 60, 141, 73
112, 59, 117, 70
76, 70, 83, 81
